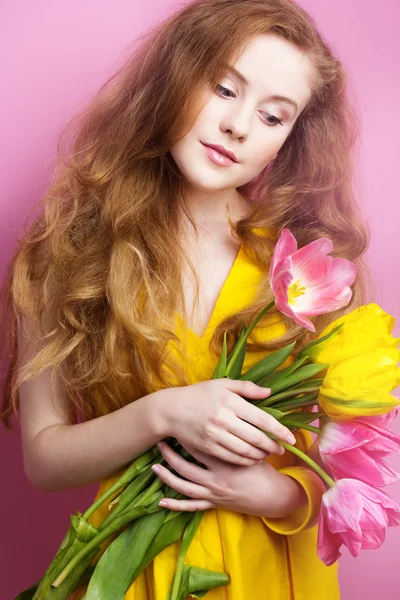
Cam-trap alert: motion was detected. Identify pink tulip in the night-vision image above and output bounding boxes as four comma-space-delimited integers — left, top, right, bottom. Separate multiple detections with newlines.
318, 478, 400, 565
319, 407, 400, 487
269, 229, 357, 332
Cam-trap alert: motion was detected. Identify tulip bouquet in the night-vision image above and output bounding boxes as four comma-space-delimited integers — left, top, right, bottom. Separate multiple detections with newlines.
16, 230, 400, 600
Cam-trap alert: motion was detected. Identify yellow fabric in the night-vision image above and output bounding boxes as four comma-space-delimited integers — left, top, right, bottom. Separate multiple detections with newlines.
71, 241, 340, 599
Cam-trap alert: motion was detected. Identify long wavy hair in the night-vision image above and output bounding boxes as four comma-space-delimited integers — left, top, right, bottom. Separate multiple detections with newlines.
1, 0, 372, 428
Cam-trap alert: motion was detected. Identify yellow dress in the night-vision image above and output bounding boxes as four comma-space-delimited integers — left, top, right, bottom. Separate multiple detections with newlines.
71, 242, 340, 600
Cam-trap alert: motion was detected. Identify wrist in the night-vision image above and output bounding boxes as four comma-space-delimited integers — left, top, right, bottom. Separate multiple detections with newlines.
147, 387, 178, 440
261, 471, 308, 519
279, 473, 308, 516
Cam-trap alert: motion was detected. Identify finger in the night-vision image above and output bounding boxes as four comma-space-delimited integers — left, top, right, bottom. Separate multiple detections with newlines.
235, 400, 296, 445
216, 378, 272, 399
224, 417, 284, 456
180, 436, 263, 467
159, 497, 214, 512
203, 441, 265, 466
151, 463, 210, 499
214, 426, 279, 459
157, 441, 210, 486
178, 442, 217, 468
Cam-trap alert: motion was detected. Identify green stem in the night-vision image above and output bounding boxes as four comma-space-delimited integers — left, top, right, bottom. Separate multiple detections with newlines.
278, 438, 335, 487
280, 420, 322, 434
169, 540, 186, 600
227, 301, 275, 370
82, 447, 161, 521
274, 399, 319, 411
170, 512, 203, 600
266, 386, 321, 402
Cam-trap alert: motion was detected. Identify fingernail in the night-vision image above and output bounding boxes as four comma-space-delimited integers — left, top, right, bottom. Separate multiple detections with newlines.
152, 464, 161, 473
286, 434, 296, 445
159, 499, 168, 507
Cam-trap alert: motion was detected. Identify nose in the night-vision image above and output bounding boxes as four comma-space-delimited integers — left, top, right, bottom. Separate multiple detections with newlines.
220, 107, 250, 141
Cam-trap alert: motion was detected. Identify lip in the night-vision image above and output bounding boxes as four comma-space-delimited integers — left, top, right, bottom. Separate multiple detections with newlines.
201, 142, 239, 163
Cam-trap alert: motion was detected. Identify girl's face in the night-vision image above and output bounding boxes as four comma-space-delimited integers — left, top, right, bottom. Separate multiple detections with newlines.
170, 33, 314, 193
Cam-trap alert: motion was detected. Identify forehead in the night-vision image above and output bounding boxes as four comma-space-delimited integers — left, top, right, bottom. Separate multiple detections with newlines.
231, 33, 314, 112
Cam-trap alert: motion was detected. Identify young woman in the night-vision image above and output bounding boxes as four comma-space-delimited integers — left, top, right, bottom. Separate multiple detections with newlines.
0, 0, 370, 598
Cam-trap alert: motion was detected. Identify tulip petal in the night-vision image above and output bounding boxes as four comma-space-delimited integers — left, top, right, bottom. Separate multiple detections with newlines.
357, 482, 400, 527
317, 479, 400, 566
322, 446, 400, 487
269, 229, 297, 280
286, 258, 356, 315
323, 482, 363, 533
274, 296, 316, 332
289, 238, 334, 277
319, 421, 377, 454
356, 405, 400, 430
317, 506, 343, 566
360, 527, 386, 550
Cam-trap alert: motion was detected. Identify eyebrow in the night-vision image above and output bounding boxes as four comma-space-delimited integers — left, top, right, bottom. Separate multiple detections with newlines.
226, 66, 298, 113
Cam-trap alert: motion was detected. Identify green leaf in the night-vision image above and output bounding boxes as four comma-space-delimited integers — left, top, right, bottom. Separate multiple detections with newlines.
239, 342, 296, 382
224, 301, 275, 379
291, 378, 324, 389
297, 324, 344, 360
132, 512, 193, 580
32, 515, 100, 600
85, 500, 168, 599
212, 331, 228, 378
279, 411, 321, 426
167, 564, 230, 600
225, 325, 247, 379
187, 565, 229, 593
269, 363, 329, 395
262, 384, 321, 406
51, 495, 164, 589
256, 356, 308, 388
273, 392, 319, 411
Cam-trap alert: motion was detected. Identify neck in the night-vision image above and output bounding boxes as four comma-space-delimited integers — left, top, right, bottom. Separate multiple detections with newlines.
182, 186, 251, 226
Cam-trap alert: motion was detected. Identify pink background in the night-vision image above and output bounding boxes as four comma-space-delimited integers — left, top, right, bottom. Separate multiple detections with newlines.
1, 1, 399, 598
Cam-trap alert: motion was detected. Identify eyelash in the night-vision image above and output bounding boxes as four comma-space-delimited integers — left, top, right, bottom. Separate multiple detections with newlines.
216, 84, 284, 127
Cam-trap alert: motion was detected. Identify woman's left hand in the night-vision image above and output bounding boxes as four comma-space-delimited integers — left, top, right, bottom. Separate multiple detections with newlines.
152, 440, 302, 517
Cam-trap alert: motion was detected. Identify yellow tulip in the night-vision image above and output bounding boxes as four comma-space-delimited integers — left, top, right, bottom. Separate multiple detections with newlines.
299, 304, 400, 419
319, 346, 400, 419
305, 303, 399, 365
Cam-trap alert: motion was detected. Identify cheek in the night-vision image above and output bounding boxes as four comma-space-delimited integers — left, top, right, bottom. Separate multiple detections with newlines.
249, 133, 287, 168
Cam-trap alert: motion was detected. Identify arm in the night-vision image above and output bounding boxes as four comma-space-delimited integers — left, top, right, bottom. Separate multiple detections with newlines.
18, 316, 168, 492
22, 384, 168, 492
264, 469, 308, 518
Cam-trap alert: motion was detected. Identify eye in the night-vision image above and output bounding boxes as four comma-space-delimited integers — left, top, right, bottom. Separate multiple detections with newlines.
263, 113, 284, 127
216, 84, 236, 98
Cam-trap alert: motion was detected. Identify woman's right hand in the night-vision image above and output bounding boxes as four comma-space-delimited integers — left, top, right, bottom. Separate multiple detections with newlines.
158, 378, 297, 466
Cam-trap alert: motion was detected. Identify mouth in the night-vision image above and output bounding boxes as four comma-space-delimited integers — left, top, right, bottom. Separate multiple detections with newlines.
201, 142, 239, 163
